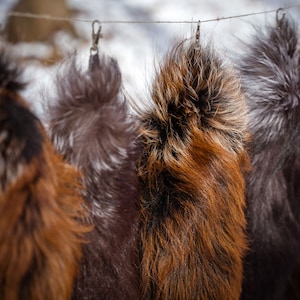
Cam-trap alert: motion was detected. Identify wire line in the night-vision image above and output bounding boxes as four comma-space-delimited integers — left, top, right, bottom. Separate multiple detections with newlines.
0, 4, 299, 25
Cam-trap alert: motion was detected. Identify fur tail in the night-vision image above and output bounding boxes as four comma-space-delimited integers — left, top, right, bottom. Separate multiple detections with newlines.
238, 15, 300, 156
0, 46, 88, 300
0, 48, 25, 92
236, 15, 300, 300
47, 54, 140, 299
137, 39, 250, 299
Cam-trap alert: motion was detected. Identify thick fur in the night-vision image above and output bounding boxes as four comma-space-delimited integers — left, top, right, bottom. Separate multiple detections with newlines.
0, 46, 88, 300
283, 157, 300, 300
237, 16, 300, 300
47, 55, 140, 299
137, 39, 250, 299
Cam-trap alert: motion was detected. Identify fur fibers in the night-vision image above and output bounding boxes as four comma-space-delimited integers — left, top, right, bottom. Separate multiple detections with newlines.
47, 54, 140, 299
284, 157, 300, 300
137, 39, 250, 299
237, 16, 300, 300
0, 46, 88, 300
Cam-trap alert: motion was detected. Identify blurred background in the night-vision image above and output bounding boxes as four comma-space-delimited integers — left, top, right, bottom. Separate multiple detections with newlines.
0, 0, 299, 117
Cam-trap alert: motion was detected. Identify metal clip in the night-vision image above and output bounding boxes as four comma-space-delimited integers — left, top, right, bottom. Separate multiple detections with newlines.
195, 20, 201, 44
89, 20, 102, 72
91, 20, 102, 49
276, 8, 286, 29
194, 20, 201, 50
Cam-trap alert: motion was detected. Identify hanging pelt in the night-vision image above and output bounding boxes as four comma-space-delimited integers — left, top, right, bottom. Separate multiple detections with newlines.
236, 13, 300, 300
47, 53, 140, 299
283, 157, 300, 300
0, 45, 89, 300
137, 36, 250, 299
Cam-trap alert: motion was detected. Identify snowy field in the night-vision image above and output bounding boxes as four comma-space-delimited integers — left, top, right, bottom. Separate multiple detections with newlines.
0, 0, 300, 119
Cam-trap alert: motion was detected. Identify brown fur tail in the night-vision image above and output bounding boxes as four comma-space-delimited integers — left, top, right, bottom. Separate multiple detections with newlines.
137, 39, 250, 299
0, 46, 88, 300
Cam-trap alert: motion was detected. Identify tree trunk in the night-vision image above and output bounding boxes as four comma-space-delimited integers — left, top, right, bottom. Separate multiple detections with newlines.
5, 0, 77, 43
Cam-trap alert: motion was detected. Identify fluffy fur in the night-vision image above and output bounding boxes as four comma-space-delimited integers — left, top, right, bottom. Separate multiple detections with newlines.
137, 39, 250, 299
47, 54, 140, 299
0, 46, 88, 300
237, 16, 300, 300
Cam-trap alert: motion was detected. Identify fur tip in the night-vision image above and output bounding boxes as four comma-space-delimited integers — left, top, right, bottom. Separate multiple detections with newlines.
237, 16, 300, 154
141, 39, 249, 155
0, 46, 25, 92
48, 54, 137, 173
0, 46, 42, 188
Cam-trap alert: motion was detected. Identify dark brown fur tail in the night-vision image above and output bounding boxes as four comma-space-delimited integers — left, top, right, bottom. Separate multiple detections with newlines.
47, 54, 140, 299
236, 15, 300, 300
137, 38, 250, 299
0, 46, 88, 300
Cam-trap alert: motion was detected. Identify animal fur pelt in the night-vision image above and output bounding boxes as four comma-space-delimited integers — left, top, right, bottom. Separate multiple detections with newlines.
0, 45, 89, 300
47, 54, 140, 299
137, 38, 250, 299
236, 15, 300, 300
282, 155, 300, 300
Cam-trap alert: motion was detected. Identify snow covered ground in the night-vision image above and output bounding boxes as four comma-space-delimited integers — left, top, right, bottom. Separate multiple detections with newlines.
0, 0, 300, 118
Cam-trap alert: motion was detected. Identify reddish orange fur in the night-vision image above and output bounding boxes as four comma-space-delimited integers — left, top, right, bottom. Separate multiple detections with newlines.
0, 89, 90, 300
138, 40, 250, 299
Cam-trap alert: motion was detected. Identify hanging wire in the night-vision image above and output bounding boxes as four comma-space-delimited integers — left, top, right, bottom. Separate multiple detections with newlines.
0, 4, 299, 25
